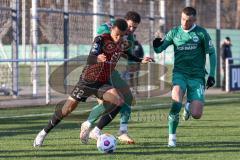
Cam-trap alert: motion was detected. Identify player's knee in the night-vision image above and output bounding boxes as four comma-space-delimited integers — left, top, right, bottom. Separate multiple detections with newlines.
171, 86, 184, 102
115, 98, 124, 107
61, 98, 78, 117
191, 112, 202, 119
191, 101, 203, 119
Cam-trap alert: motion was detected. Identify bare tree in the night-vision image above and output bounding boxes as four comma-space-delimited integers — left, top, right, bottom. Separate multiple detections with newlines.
236, 0, 240, 28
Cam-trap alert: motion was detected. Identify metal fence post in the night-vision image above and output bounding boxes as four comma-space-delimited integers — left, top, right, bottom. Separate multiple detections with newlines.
159, 0, 166, 91
148, 0, 155, 98
216, 0, 221, 87
12, 0, 20, 97
44, 47, 50, 104
225, 58, 229, 92
93, 0, 103, 38
64, 0, 69, 94
31, 0, 38, 97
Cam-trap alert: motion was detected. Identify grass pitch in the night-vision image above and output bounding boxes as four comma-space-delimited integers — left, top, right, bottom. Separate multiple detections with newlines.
0, 92, 240, 160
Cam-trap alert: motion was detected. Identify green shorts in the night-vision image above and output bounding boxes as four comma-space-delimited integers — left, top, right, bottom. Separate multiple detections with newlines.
109, 70, 129, 89
172, 72, 205, 103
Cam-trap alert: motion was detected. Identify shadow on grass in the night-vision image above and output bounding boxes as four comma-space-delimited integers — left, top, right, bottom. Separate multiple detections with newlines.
1, 141, 240, 158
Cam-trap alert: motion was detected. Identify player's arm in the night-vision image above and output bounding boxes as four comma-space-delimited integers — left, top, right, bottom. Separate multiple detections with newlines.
153, 30, 174, 53
87, 36, 104, 64
123, 49, 154, 64
122, 36, 154, 63
204, 31, 216, 88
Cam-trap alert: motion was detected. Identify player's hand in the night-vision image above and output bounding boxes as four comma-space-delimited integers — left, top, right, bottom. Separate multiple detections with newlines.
153, 37, 163, 48
206, 76, 215, 89
141, 57, 155, 64
97, 54, 106, 62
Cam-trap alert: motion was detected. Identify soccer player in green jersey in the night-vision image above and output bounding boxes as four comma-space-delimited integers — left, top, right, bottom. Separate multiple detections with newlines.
80, 11, 147, 144
153, 7, 216, 147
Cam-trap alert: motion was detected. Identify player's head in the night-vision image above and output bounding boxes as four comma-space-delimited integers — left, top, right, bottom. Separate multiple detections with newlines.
181, 7, 196, 30
224, 36, 231, 45
111, 18, 128, 43
124, 11, 141, 34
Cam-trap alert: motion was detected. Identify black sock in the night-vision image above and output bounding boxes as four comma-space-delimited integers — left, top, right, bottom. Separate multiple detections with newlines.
44, 109, 63, 133
97, 106, 121, 130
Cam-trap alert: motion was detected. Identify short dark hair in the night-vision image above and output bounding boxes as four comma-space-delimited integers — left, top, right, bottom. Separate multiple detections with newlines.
124, 11, 141, 24
182, 7, 196, 17
112, 18, 128, 31
226, 37, 231, 41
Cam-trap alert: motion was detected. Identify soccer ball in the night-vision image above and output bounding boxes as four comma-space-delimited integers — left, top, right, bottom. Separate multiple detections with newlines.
97, 133, 117, 153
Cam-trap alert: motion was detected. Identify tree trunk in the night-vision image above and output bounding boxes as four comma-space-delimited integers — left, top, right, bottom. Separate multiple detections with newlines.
236, 0, 240, 28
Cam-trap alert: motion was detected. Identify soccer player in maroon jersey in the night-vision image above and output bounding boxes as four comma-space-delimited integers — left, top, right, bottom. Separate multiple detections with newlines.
33, 18, 152, 147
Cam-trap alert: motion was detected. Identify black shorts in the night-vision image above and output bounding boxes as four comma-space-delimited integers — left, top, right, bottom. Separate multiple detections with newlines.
70, 79, 113, 102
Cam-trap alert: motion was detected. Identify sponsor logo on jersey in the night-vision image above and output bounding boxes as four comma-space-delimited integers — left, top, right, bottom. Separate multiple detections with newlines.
91, 43, 99, 53
177, 44, 198, 51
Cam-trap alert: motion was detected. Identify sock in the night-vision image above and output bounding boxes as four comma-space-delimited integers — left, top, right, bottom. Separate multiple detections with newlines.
87, 103, 106, 124
169, 134, 176, 141
44, 109, 63, 133
168, 102, 182, 134
83, 120, 91, 128
119, 123, 128, 133
120, 103, 131, 124
185, 101, 191, 112
91, 126, 101, 135
97, 106, 121, 130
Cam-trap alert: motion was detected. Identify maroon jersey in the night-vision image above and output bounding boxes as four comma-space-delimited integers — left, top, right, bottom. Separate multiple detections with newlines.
81, 34, 124, 83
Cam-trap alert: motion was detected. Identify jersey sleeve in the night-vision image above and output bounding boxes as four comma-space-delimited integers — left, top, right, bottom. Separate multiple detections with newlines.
153, 29, 174, 53
202, 31, 216, 77
203, 31, 215, 55
87, 36, 103, 64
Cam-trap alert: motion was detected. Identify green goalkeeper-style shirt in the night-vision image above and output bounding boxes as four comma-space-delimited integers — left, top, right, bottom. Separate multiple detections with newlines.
154, 25, 216, 78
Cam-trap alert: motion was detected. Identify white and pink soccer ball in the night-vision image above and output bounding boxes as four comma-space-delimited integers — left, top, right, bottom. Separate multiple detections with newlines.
97, 133, 117, 153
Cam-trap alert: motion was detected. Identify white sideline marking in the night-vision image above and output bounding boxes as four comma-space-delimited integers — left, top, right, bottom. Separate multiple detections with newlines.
0, 97, 239, 119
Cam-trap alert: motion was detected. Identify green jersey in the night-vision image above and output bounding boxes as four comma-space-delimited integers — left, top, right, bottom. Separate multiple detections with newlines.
154, 25, 216, 78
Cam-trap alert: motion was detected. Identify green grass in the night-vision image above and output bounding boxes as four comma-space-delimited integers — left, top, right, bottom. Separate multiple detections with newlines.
0, 93, 240, 160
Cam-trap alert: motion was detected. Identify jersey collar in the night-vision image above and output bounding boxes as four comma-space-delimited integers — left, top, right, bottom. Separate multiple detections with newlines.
181, 24, 196, 33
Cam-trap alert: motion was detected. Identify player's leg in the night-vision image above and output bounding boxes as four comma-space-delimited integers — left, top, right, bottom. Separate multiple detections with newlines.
182, 99, 191, 121
168, 73, 186, 147
80, 86, 125, 143
33, 97, 79, 147
187, 78, 205, 119
109, 70, 135, 143
82, 70, 135, 143
34, 80, 90, 147
89, 94, 134, 143
85, 70, 126, 126
85, 99, 112, 128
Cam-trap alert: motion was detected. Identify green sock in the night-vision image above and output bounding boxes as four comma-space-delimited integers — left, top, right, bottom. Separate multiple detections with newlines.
168, 102, 182, 134
120, 103, 131, 124
87, 102, 114, 124
87, 103, 106, 125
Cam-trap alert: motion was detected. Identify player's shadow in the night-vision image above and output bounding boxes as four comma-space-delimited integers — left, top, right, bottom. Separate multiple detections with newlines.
178, 141, 240, 148
114, 141, 240, 155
